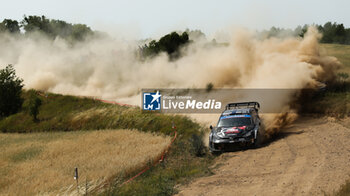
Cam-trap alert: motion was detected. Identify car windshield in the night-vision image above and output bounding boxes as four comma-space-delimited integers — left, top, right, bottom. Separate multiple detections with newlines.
217, 115, 252, 127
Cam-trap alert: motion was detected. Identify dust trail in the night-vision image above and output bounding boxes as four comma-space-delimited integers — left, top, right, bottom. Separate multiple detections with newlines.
0, 27, 341, 136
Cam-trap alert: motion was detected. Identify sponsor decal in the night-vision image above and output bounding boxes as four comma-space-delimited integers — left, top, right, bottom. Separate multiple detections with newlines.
220, 115, 251, 119
224, 126, 246, 134
225, 128, 240, 134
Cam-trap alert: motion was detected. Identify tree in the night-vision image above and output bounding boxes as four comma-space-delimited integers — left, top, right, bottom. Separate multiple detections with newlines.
319, 22, 347, 44
141, 31, 189, 59
28, 90, 42, 122
0, 19, 20, 34
0, 65, 24, 118
70, 24, 93, 41
21, 15, 52, 35
298, 24, 308, 38
185, 29, 206, 41
20, 15, 94, 41
334, 24, 346, 43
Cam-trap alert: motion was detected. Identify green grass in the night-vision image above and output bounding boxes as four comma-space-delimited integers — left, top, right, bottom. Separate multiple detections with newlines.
0, 91, 201, 139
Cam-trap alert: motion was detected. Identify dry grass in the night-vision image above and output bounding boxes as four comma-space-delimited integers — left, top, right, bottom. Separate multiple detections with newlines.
321, 44, 350, 74
0, 130, 170, 195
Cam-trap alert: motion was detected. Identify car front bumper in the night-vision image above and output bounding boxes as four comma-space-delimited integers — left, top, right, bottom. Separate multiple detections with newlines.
209, 132, 255, 151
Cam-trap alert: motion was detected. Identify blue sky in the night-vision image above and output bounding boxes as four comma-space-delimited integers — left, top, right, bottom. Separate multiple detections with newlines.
0, 0, 349, 38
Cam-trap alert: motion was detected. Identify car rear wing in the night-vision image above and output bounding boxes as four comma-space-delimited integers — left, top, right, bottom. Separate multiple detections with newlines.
225, 102, 260, 111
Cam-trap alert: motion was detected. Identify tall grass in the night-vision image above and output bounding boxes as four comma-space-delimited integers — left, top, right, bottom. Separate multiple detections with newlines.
104, 136, 213, 196
0, 130, 170, 195
0, 91, 201, 139
321, 44, 350, 73
0, 91, 212, 195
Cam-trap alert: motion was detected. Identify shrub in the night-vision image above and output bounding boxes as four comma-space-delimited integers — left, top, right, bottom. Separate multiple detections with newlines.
0, 65, 24, 118
206, 83, 214, 92
190, 133, 207, 157
28, 90, 42, 122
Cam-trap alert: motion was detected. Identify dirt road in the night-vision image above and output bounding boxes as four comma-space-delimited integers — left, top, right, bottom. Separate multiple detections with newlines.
177, 117, 350, 196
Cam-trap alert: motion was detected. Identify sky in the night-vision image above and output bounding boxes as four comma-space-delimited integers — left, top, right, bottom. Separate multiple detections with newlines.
0, 0, 349, 38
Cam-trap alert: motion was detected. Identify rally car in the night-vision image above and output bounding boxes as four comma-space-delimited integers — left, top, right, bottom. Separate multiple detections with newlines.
209, 102, 263, 153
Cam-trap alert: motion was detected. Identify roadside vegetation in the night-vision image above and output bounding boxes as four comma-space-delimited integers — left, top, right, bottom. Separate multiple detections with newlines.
0, 90, 213, 195
0, 130, 171, 195
321, 44, 350, 73
299, 44, 350, 117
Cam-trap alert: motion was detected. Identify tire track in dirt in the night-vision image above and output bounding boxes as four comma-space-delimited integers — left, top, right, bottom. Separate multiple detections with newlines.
176, 117, 350, 196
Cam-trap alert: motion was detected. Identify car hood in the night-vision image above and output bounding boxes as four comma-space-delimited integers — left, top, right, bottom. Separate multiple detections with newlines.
215, 125, 253, 135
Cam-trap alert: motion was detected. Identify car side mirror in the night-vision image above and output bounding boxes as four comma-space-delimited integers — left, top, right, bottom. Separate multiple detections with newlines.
209, 125, 213, 130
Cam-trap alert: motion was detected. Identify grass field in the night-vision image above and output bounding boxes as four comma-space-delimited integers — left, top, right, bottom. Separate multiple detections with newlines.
299, 44, 350, 117
0, 90, 212, 195
0, 91, 200, 138
321, 44, 350, 73
0, 130, 170, 195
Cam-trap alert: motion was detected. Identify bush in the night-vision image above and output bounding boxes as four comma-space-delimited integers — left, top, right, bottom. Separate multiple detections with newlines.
190, 133, 207, 157
28, 90, 42, 122
141, 32, 189, 59
0, 65, 24, 118
206, 83, 214, 92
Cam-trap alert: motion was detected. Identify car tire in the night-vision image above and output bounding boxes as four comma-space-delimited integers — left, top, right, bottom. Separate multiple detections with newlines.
253, 130, 263, 148
209, 142, 222, 155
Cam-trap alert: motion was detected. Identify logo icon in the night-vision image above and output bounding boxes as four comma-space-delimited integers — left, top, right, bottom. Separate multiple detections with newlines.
143, 91, 161, 110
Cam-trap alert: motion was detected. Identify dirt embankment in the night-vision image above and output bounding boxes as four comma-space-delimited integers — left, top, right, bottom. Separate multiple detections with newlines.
177, 117, 350, 196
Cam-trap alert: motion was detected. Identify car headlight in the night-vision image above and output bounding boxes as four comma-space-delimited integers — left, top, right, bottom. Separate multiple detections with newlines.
243, 129, 253, 137
216, 131, 224, 138
211, 131, 220, 138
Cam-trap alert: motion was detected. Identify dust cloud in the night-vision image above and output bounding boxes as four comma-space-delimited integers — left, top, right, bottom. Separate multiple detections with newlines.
0, 27, 341, 136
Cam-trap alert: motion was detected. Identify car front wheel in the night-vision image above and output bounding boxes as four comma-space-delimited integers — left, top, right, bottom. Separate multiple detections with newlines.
253, 130, 263, 148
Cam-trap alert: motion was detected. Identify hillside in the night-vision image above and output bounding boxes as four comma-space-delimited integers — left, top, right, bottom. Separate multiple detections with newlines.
0, 91, 213, 195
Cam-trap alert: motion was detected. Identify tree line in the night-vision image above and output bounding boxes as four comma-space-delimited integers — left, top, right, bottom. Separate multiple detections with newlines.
0, 15, 94, 42
1, 16, 349, 45
262, 22, 350, 44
